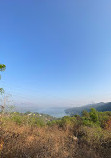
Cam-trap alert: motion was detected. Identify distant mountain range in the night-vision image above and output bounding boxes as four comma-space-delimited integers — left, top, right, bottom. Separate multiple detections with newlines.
65, 102, 111, 115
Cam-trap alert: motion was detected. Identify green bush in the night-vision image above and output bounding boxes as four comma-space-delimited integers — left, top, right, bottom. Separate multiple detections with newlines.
8, 113, 45, 127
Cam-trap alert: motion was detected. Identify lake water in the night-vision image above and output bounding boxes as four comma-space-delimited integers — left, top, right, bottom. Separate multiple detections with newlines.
15, 106, 68, 118
37, 107, 67, 118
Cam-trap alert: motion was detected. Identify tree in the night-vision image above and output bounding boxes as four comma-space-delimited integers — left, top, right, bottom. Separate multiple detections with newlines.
89, 108, 99, 123
0, 64, 6, 94
0, 64, 6, 72
82, 110, 90, 118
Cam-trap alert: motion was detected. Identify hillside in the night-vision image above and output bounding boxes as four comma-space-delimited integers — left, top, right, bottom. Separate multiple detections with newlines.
65, 102, 111, 115
0, 109, 111, 158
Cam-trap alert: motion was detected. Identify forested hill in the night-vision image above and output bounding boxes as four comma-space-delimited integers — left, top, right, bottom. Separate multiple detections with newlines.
65, 102, 111, 115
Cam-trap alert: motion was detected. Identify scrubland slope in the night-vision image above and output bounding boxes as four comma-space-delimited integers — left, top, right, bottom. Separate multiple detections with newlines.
0, 109, 111, 158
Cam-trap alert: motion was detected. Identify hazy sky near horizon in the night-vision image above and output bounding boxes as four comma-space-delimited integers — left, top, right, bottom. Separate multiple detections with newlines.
1, 0, 111, 107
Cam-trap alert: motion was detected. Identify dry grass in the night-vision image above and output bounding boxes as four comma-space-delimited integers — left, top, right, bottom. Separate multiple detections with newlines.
0, 115, 111, 158
0, 122, 102, 158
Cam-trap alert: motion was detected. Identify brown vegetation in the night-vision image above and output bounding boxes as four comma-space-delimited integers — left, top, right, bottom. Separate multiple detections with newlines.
0, 123, 106, 158
0, 110, 111, 158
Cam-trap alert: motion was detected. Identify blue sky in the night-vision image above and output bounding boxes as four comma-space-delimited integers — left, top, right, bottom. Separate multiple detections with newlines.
1, 0, 111, 107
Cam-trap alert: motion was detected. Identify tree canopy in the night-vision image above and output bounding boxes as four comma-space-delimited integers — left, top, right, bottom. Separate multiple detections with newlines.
0, 64, 6, 94
0, 64, 6, 71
